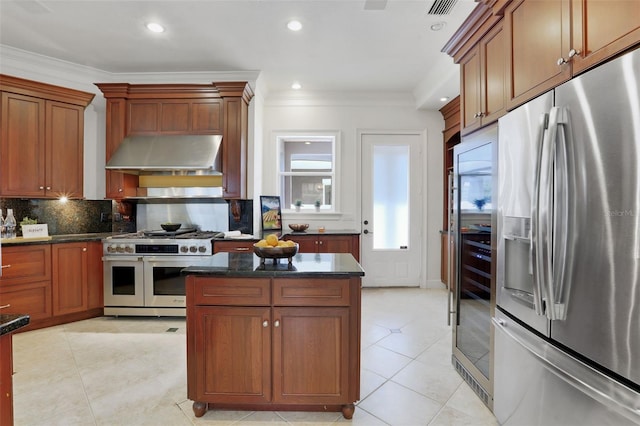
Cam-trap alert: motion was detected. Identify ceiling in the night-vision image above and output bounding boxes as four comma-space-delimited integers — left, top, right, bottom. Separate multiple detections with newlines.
0, 0, 477, 110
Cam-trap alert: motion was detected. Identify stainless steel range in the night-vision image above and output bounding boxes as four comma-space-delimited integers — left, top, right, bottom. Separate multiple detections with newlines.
102, 229, 220, 316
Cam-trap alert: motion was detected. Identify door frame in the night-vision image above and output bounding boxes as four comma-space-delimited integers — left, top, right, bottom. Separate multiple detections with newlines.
356, 129, 428, 287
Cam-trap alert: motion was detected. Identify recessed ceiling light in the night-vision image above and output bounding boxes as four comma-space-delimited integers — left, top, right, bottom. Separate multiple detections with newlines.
430, 21, 446, 31
146, 22, 165, 33
291, 82, 302, 90
287, 20, 302, 31
440, 96, 450, 102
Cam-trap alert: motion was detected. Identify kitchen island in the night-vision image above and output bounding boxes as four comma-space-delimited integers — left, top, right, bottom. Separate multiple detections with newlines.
1, 313, 30, 425
183, 252, 364, 419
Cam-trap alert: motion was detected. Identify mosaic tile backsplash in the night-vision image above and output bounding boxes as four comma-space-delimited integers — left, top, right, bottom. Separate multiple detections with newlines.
0, 199, 113, 236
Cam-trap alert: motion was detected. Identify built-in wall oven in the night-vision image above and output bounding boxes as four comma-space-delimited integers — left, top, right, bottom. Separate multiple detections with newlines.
102, 230, 218, 316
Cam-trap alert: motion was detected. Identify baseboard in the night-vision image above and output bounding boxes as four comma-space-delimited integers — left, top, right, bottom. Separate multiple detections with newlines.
421, 279, 446, 289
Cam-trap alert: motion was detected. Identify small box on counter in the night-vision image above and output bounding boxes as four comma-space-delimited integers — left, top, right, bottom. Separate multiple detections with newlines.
21, 224, 49, 239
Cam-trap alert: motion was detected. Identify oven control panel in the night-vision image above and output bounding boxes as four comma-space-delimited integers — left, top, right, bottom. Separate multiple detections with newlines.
103, 241, 213, 256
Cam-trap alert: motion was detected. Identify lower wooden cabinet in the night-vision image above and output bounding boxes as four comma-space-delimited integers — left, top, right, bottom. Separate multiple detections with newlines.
284, 234, 360, 262
0, 333, 14, 426
186, 275, 360, 418
0, 242, 103, 331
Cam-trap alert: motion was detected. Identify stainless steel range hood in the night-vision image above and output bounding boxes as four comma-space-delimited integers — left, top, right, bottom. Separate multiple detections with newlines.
106, 134, 223, 175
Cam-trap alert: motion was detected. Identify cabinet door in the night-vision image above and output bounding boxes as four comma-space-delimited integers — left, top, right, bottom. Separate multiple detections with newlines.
160, 100, 190, 133
222, 97, 246, 198
0, 333, 13, 426
460, 46, 482, 133
127, 101, 160, 134
571, 0, 640, 75
46, 101, 84, 198
272, 307, 350, 404
286, 235, 318, 253
87, 242, 104, 310
52, 243, 88, 316
191, 306, 271, 404
480, 21, 506, 125
505, 0, 571, 109
0, 92, 45, 197
192, 100, 223, 133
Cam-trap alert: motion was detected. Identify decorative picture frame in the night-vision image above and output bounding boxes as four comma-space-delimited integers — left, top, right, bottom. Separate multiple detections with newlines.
260, 196, 282, 231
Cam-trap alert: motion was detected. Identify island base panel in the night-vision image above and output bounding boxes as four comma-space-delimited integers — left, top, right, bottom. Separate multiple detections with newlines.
191, 401, 356, 419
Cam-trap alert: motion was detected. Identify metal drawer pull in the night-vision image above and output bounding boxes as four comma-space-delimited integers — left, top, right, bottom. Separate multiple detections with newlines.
0, 304, 10, 309
235, 247, 250, 251
1, 264, 11, 269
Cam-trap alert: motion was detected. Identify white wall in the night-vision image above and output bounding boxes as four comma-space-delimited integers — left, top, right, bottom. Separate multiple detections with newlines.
262, 92, 445, 287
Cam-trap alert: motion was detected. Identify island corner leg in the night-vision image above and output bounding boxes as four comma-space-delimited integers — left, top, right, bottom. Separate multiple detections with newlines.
341, 403, 355, 419
192, 401, 207, 417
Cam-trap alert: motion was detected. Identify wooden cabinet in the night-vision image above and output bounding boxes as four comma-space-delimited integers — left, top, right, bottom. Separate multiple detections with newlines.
212, 240, 255, 254
460, 21, 506, 134
0, 333, 14, 425
186, 275, 360, 419
570, 0, 640, 75
52, 242, 89, 316
504, 0, 572, 108
0, 75, 94, 198
0, 245, 52, 322
505, 0, 640, 109
127, 99, 222, 134
284, 234, 360, 262
0, 241, 103, 331
96, 82, 253, 200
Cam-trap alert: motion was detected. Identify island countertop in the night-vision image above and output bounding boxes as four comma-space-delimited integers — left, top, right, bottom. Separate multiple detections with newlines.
182, 252, 364, 277
0, 313, 30, 336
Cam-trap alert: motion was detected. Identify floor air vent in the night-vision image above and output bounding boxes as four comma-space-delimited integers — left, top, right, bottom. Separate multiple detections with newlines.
427, 0, 458, 15
452, 356, 491, 407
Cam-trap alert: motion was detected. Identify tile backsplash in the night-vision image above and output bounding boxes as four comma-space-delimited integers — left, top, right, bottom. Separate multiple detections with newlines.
0, 199, 113, 236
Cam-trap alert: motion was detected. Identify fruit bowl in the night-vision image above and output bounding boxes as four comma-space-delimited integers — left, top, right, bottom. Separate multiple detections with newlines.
160, 223, 181, 232
253, 243, 299, 264
288, 223, 309, 232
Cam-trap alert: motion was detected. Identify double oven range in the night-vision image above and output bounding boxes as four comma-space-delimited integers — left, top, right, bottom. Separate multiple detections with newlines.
102, 229, 219, 316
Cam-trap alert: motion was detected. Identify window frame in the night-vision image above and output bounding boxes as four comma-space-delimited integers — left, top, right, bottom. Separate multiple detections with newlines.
275, 130, 340, 213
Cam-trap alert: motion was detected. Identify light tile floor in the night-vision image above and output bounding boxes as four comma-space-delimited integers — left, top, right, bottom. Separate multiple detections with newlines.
12, 287, 498, 425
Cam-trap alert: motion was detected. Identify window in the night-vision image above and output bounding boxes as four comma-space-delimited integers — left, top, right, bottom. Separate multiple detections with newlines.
277, 132, 338, 211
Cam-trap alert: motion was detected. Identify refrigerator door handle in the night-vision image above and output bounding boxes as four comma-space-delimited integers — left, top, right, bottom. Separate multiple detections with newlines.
550, 107, 572, 320
447, 170, 455, 326
531, 112, 551, 316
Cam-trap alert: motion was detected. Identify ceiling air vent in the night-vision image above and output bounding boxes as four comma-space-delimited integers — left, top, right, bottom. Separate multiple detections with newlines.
427, 0, 458, 15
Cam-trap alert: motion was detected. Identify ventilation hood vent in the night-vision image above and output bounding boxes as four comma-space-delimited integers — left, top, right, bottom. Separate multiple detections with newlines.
427, 0, 458, 15
106, 135, 223, 175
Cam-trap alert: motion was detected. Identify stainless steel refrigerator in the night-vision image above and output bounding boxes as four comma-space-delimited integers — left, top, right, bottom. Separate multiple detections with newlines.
494, 46, 640, 425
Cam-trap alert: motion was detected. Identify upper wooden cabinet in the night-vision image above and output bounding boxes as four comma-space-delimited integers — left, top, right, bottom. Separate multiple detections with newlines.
127, 99, 223, 135
0, 75, 94, 199
504, 0, 572, 108
570, 0, 640, 75
460, 20, 506, 134
96, 82, 253, 199
445, 0, 640, 124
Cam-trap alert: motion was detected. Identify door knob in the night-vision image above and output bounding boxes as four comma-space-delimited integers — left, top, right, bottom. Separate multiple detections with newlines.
364, 229, 370, 234
364, 220, 369, 225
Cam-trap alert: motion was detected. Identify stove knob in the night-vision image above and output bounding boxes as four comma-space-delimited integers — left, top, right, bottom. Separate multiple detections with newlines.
198, 246, 207, 253
107, 245, 115, 253
180, 246, 189, 253
124, 245, 133, 253
189, 245, 197, 253
116, 245, 124, 253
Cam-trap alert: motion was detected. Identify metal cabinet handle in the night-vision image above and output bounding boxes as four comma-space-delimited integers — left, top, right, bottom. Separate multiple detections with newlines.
82, 247, 87, 252
0, 304, 10, 309
274, 320, 280, 328
235, 247, 250, 251
46, 186, 51, 190
319, 241, 323, 245
558, 49, 580, 66
568, 48, 580, 58
262, 320, 269, 328
557, 57, 568, 66
1, 264, 11, 269
118, 188, 123, 192
39, 186, 44, 190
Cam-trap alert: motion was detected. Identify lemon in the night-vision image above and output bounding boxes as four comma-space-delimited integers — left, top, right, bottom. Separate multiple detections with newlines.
266, 234, 279, 247
255, 239, 268, 247
286, 240, 296, 247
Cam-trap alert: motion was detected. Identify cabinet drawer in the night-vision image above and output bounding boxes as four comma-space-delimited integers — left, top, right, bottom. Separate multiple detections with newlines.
191, 277, 270, 306
0, 245, 51, 285
273, 278, 350, 307
213, 240, 255, 254
0, 280, 52, 321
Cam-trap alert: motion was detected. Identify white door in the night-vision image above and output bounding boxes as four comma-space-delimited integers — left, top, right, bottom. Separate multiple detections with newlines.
360, 132, 423, 287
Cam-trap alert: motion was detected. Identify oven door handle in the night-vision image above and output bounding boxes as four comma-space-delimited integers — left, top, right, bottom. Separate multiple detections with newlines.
102, 256, 143, 262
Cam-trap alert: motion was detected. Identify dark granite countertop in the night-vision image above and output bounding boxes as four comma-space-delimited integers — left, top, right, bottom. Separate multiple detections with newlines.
0, 313, 30, 336
1, 232, 113, 246
183, 252, 364, 278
